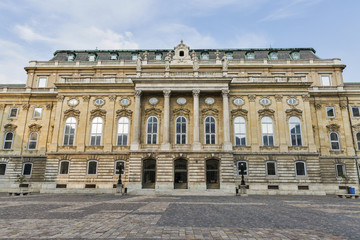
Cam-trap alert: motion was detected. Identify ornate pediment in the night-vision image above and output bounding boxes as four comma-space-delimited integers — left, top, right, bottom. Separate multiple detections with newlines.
64, 109, 80, 120
116, 109, 132, 119
201, 108, 219, 120
28, 124, 42, 132
326, 123, 340, 132
4, 124, 17, 132
145, 108, 162, 118
231, 109, 248, 120
258, 108, 275, 118
90, 109, 106, 120
172, 108, 190, 119
285, 108, 303, 119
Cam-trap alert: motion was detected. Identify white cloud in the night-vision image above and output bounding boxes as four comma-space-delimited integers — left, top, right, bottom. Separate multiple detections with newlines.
14, 25, 54, 42
229, 33, 271, 48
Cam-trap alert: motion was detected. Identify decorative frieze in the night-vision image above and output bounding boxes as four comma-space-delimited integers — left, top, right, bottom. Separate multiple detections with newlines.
326, 123, 340, 132
258, 108, 275, 118
144, 108, 162, 118
90, 109, 106, 120
82, 95, 90, 102
231, 108, 248, 120
285, 108, 303, 119
201, 108, 219, 120
248, 95, 256, 102
116, 109, 132, 119
64, 109, 80, 120
4, 123, 17, 131
172, 108, 190, 120
28, 123, 42, 132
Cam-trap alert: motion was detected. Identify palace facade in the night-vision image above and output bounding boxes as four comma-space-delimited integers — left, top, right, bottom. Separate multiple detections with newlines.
0, 41, 359, 195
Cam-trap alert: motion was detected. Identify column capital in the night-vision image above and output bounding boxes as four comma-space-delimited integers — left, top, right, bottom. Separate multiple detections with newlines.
221, 89, 230, 97
163, 89, 171, 97
192, 89, 200, 97
134, 90, 142, 97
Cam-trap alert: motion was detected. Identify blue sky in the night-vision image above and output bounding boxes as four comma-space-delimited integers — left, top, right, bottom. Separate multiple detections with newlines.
0, 0, 359, 84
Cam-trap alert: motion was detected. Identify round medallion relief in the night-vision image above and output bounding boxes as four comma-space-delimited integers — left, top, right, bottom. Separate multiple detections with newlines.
205, 97, 215, 105
68, 98, 78, 107
149, 97, 158, 105
177, 97, 186, 105
288, 98, 297, 105
233, 98, 244, 106
260, 98, 271, 105
94, 98, 104, 106
120, 98, 130, 106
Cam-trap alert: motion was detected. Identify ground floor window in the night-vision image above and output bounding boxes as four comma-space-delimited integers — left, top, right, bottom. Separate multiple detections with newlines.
22, 162, 33, 176
237, 161, 248, 176
174, 159, 187, 189
335, 163, 346, 177
295, 161, 306, 176
142, 159, 156, 189
114, 161, 125, 175
266, 161, 277, 176
59, 161, 69, 175
0, 163, 6, 175
206, 159, 219, 189
87, 160, 98, 175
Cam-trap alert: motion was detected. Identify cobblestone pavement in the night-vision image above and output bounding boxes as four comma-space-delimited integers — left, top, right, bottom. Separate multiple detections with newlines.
0, 193, 359, 239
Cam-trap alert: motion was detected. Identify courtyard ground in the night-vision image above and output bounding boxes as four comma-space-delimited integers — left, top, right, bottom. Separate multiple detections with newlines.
0, 193, 359, 239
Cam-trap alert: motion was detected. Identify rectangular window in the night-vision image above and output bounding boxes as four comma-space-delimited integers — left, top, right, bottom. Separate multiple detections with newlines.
266, 162, 277, 176
295, 162, 306, 176
88, 55, 96, 61
22, 163, 33, 176
335, 164, 346, 177
38, 77, 47, 88
131, 54, 138, 61
0, 163, 6, 175
326, 107, 335, 118
59, 161, 69, 175
237, 161, 248, 176
33, 107, 42, 118
87, 161, 97, 175
321, 75, 331, 86
352, 107, 360, 117
114, 161, 125, 175
9, 107, 18, 118
110, 54, 117, 60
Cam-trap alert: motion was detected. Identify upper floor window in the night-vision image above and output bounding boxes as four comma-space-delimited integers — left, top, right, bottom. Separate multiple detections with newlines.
261, 117, 274, 146
321, 75, 331, 86
88, 54, 96, 61
110, 54, 118, 60
266, 161, 277, 176
269, 52, 278, 60
246, 52, 255, 59
9, 107, 18, 118
295, 161, 306, 176
352, 107, 360, 117
87, 160, 97, 175
67, 54, 75, 61
237, 161, 248, 176
63, 117, 76, 146
326, 107, 335, 118
27, 132, 38, 150
59, 160, 70, 175
335, 163, 346, 177
357, 132, 360, 150
175, 116, 187, 144
90, 117, 103, 146
205, 116, 216, 144
225, 52, 233, 59
200, 52, 209, 60
131, 54, 138, 61
155, 53, 163, 60
234, 117, 246, 146
3, 131, 14, 150
289, 116, 302, 146
0, 163, 6, 176
291, 52, 300, 60
22, 162, 33, 176
147, 116, 158, 144
38, 77, 47, 88
33, 107, 42, 119
330, 132, 340, 150
117, 117, 129, 146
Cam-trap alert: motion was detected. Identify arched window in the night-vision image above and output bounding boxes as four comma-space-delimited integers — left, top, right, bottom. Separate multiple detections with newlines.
147, 116, 158, 144
3, 131, 14, 150
261, 117, 274, 146
63, 117, 76, 146
330, 132, 340, 150
87, 160, 98, 175
117, 117, 129, 146
289, 117, 302, 146
28, 132, 38, 150
175, 116, 187, 144
90, 117, 103, 146
295, 161, 306, 176
234, 117, 246, 146
357, 132, 360, 150
59, 160, 70, 175
205, 116, 216, 144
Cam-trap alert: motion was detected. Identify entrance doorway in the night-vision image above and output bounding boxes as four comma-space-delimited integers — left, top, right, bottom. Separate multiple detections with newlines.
206, 159, 220, 189
174, 159, 187, 189
142, 159, 156, 189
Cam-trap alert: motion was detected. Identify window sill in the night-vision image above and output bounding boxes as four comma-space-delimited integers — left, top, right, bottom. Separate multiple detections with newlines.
140, 144, 160, 150
288, 146, 308, 151
260, 146, 279, 151
233, 146, 251, 152
59, 146, 77, 151
172, 144, 191, 150
329, 150, 344, 154
112, 146, 130, 151
203, 144, 221, 150
85, 145, 104, 151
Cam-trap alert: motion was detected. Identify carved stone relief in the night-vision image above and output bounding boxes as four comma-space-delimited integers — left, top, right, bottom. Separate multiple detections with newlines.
326, 123, 340, 132
64, 109, 80, 120
144, 108, 162, 118
28, 123, 42, 132
90, 109, 106, 120
258, 108, 275, 118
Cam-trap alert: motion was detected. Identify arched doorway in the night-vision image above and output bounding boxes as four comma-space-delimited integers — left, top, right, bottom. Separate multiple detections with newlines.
174, 159, 187, 189
206, 159, 220, 189
142, 159, 156, 189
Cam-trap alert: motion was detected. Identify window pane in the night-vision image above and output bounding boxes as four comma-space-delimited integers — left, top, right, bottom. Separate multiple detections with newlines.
60, 162, 69, 174
88, 162, 97, 174
267, 162, 276, 176
0, 164, 6, 175
28, 141, 37, 150
240, 137, 246, 146
353, 107, 360, 117
296, 162, 305, 176
336, 165, 344, 176
331, 142, 340, 150
237, 162, 247, 175
9, 108, 18, 117
115, 161, 125, 175
5, 132, 13, 140
269, 136, 274, 146
23, 164, 32, 175
181, 135, 186, 144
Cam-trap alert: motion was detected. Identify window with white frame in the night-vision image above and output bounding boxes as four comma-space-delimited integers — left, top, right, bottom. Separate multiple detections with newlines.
114, 161, 125, 175
22, 162, 33, 176
155, 53, 163, 60
131, 54, 138, 60
246, 52, 255, 59
59, 161, 69, 175
88, 54, 96, 61
205, 116, 216, 144
289, 116, 302, 146
33, 107, 42, 118
295, 161, 306, 176
266, 161, 277, 176
38, 77, 47, 88
261, 117, 274, 146
63, 117, 76, 146
110, 54, 118, 60
147, 116, 158, 144
330, 132, 340, 150
0, 163, 6, 176
175, 116, 187, 144
321, 75, 331, 86
90, 117, 103, 146
87, 160, 97, 175
27, 132, 38, 150
291, 52, 300, 60
200, 52, 209, 60
3, 131, 14, 150
352, 107, 360, 117
357, 132, 360, 150
326, 106, 335, 118
225, 52, 233, 59
237, 161, 248, 176
234, 117, 246, 146
9, 107, 18, 118
117, 117, 129, 146
269, 52, 278, 60
335, 163, 346, 177
67, 54, 75, 61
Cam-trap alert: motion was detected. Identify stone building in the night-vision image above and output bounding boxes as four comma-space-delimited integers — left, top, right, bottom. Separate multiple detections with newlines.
0, 41, 359, 195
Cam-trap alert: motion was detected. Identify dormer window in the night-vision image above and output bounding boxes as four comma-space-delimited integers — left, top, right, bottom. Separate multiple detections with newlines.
88, 54, 96, 61
179, 51, 184, 57
131, 54, 138, 61
110, 54, 118, 60
155, 53, 163, 60
225, 52, 233, 59
67, 54, 75, 61
269, 52, 278, 60
246, 52, 255, 59
200, 52, 209, 60
291, 52, 300, 60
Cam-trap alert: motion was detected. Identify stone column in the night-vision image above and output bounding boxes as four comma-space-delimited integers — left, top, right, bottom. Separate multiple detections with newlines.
303, 95, 317, 152
275, 95, 288, 152
49, 95, 64, 152
192, 89, 201, 150
131, 90, 142, 150
161, 89, 171, 150
222, 89, 232, 150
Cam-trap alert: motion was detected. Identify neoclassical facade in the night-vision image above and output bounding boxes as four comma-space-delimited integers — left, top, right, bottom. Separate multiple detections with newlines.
0, 41, 359, 195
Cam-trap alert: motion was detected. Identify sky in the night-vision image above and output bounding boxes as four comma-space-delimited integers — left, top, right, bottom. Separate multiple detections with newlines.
0, 0, 359, 84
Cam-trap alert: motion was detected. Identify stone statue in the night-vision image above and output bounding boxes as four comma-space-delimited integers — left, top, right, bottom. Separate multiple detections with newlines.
143, 51, 148, 61
165, 52, 171, 71
221, 55, 228, 72
215, 50, 220, 61
192, 51, 199, 72
136, 54, 142, 72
